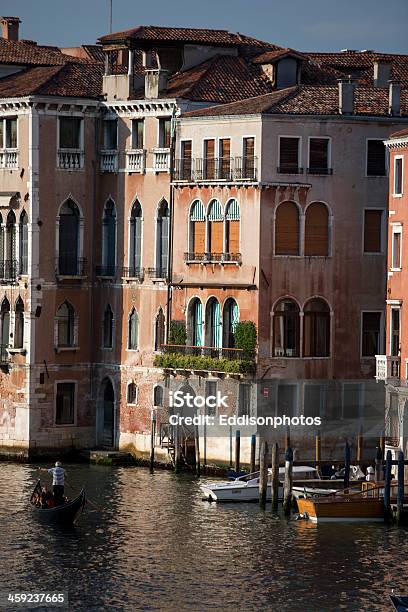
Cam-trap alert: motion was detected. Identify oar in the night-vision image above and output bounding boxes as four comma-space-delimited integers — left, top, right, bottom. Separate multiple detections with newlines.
66, 480, 104, 512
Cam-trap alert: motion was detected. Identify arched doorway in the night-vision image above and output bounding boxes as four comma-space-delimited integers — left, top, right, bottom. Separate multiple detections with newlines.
99, 378, 115, 448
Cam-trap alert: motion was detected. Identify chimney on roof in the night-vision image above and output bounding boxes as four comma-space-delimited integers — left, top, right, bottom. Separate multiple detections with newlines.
338, 78, 355, 115
373, 61, 392, 88
145, 69, 169, 99
389, 81, 401, 116
0, 16, 21, 41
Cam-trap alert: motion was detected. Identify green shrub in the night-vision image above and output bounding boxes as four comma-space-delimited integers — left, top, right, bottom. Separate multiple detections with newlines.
154, 353, 255, 374
168, 320, 187, 346
234, 321, 257, 358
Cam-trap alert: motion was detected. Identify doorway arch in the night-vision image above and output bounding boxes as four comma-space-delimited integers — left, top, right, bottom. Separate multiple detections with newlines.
98, 377, 116, 448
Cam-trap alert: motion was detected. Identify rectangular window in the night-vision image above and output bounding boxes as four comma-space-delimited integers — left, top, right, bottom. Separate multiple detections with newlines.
342, 383, 363, 419
131, 119, 144, 149
238, 384, 251, 416
180, 140, 192, 180
103, 119, 118, 150
55, 382, 75, 425
158, 118, 171, 148
205, 380, 217, 416
394, 157, 403, 195
59, 117, 81, 149
279, 137, 300, 173
362, 312, 382, 357
309, 138, 329, 173
363, 210, 382, 253
391, 308, 400, 356
219, 138, 231, 179
304, 384, 325, 418
5, 118, 17, 148
204, 139, 215, 180
277, 384, 297, 417
242, 137, 255, 179
366, 140, 386, 176
392, 226, 402, 270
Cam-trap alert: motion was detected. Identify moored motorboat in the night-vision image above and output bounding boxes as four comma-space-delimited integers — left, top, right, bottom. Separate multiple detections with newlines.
296, 494, 385, 523
30, 480, 86, 525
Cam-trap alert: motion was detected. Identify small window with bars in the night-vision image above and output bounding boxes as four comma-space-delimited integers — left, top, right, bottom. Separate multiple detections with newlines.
366, 140, 386, 176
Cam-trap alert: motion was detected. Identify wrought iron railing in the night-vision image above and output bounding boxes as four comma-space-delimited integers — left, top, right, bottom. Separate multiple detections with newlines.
307, 167, 333, 175
95, 264, 117, 277
184, 252, 241, 264
147, 267, 168, 280
0, 260, 18, 281
233, 156, 257, 181
277, 165, 303, 174
56, 257, 86, 277
174, 156, 257, 182
122, 266, 145, 280
161, 344, 252, 360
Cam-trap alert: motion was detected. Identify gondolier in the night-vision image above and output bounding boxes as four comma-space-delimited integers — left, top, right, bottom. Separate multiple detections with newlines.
39, 462, 66, 505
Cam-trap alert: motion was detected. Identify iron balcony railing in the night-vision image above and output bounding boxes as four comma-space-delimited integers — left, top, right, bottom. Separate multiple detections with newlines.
95, 264, 117, 277
233, 156, 257, 181
277, 165, 303, 174
122, 266, 145, 280
184, 252, 242, 264
174, 156, 257, 182
0, 260, 18, 282
56, 257, 86, 277
147, 267, 168, 280
307, 167, 333, 175
161, 344, 253, 361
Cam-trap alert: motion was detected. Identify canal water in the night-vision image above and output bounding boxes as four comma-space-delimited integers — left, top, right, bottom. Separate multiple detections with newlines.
0, 462, 407, 611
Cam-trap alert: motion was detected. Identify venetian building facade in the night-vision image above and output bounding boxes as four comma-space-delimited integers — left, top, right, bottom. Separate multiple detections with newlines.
0, 17, 408, 462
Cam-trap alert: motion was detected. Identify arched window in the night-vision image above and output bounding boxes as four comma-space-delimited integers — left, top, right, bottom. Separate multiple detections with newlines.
225, 199, 240, 255
223, 298, 239, 348
154, 385, 164, 407
275, 201, 299, 255
273, 299, 300, 357
188, 298, 203, 347
102, 198, 116, 276
129, 200, 142, 275
127, 382, 137, 404
207, 200, 223, 255
14, 296, 24, 349
1, 298, 10, 347
128, 307, 139, 350
303, 298, 330, 357
103, 304, 113, 349
304, 202, 329, 256
6, 210, 16, 278
19, 210, 28, 275
189, 200, 205, 255
156, 199, 169, 277
56, 301, 75, 347
59, 199, 80, 275
155, 307, 165, 351
205, 297, 221, 349
0, 214, 3, 277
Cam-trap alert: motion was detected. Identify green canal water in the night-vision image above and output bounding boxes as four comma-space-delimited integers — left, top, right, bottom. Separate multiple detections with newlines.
0, 462, 406, 611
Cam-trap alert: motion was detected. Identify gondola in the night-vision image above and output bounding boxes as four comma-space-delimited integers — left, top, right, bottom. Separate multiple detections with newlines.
390, 594, 408, 611
30, 480, 86, 525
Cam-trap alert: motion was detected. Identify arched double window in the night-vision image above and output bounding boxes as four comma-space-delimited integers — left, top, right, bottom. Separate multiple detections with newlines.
189, 200, 205, 255
205, 297, 222, 349
275, 201, 300, 255
102, 198, 116, 276
129, 200, 142, 275
303, 298, 330, 357
188, 298, 203, 347
223, 298, 239, 348
14, 296, 24, 349
103, 304, 113, 349
304, 202, 329, 256
273, 299, 300, 357
58, 199, 80, 275
207, 200, 223, 255
128, 307, 139, 350
19, 210, 28, 275
155, 307, 165, 351
0, 297, 10, 347
225, 199, 240, 256
56, 301, 75, 347
156, 199, 169, 278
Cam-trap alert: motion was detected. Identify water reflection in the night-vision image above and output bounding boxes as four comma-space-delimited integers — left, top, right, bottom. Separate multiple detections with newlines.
0, 462, 406, 611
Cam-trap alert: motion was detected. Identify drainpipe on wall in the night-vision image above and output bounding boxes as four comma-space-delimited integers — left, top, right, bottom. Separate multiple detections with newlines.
166, 106, 178, 344
90, 113, 100, 404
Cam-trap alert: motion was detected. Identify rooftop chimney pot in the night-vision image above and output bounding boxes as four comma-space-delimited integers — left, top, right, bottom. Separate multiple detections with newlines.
338, 79, 355, 115
0, 16, 21, 41
389, 80, 401, 116
145, 69, 169, 100
373, 61, 392, 88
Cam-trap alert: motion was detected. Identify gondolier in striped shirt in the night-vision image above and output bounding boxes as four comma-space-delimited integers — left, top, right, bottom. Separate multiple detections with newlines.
39, 462, 66, 505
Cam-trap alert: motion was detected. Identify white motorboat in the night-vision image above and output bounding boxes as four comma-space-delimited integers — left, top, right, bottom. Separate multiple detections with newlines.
201, 466, 334, 502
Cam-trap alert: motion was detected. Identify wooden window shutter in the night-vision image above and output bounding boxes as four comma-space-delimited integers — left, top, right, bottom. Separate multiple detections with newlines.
275, 202, 299, 255
364, 210, 382, 253
279, 138, 299, 170
226, 220, 240, 253
304, 202, 329, 256
182, 140, 192, 159
243, 137, 254, 158
193, 221, 206, 252
209, 221, 223, 253
309, 138, 328, 171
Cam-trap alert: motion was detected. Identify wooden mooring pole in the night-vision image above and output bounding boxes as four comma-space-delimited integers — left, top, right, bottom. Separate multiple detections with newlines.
250, 434, 256, 474
270, 442, 279, 511
285, 426, 290, 452
315, 430, 321, 467
195, 424, 201, 477
397, 450, 404, 525
384, 450, 392, 522
344, 441, 350, 490
283, 447, 293, 516
357, 426, 363, 464
235, 430, 241, 475
375, 445, 383, 483
259, 440, 268, 509
174, 424, 181, 473
149, 412, 156, 473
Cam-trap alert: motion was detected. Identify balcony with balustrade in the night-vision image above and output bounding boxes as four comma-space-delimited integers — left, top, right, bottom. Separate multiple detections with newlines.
0, 149, 18, 169
55, 257, 87, 280
126, 149, 146, 173
184, 252, 242, 265
122, 266, 145, 282
174, 156, 257, 183
375, 355, 401, 383
0, 260, 18, 283
95, 264, 117, 278
147, 267, 168, 281
100, 150, 118, 173
155, 343, 256, 375
153, 148, 170, 172
57, 149, 84, 170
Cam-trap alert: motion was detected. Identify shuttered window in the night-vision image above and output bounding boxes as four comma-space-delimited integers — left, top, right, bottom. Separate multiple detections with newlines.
219, 138, 231, 179
225, 199, 240, 253
364, 210, 382, 253
158, 118, 171, 148
367, 140, 386, 176
190, 200, 205, 253
362, 312, 382, 357
275, 201, 299, 255
181, 140, 192, 180
304, 202, 329, 256
204, 139, 215, 180
279, 137, 300, 173
103, 120, 118, 150
208, 200, 223, 253
309, 138, 329, 173
131, 119, 144, 149
394, 158, 403, 195
59, 117, 81, 149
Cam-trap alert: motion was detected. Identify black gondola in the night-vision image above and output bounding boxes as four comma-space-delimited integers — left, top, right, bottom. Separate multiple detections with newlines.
390, 595, 408, 611
30, 480, 86, 525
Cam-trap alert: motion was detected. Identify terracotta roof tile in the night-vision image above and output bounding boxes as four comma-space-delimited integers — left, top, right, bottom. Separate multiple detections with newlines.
0, 37, 87, 66
252, 48, 308, 64
390, 127, 408, 138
